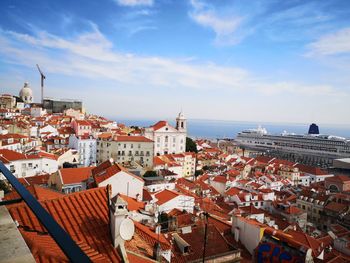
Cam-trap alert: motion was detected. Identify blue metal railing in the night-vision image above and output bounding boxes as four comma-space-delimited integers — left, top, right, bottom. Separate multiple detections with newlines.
0, 162, 91, 263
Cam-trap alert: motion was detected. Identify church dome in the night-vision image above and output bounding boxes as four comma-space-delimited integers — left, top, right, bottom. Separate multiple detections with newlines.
19, 82, 33, 104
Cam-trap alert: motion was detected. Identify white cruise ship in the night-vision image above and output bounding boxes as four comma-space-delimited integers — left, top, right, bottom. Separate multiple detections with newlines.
235, 125, 350, 166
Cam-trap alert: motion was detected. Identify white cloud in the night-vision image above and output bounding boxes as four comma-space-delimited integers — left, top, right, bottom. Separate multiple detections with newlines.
0, 25, 347, 123
189, 0, 245, 46
307, 27, 350, 56
115, 0, 153, 7
0, 25, 341, 97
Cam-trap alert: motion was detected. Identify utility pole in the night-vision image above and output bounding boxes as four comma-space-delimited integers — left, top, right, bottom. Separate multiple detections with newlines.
202, 212, 208, 263
36, 64, 46, 105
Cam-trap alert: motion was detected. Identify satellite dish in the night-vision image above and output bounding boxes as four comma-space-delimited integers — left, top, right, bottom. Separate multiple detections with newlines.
119, 218, 135, 241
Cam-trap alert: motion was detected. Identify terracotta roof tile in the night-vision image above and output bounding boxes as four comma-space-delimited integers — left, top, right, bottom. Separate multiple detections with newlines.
114, 136, 153, 143
154, 189, 179, 205
60, 167, 94, 185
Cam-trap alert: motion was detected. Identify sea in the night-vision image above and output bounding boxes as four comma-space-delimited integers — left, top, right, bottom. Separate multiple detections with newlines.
116, 118, 350, 140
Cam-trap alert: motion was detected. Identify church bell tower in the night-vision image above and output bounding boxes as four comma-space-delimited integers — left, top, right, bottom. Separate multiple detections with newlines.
176, 111, 186, 132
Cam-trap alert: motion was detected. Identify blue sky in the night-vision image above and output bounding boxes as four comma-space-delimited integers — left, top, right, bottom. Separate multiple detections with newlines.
1, 0, 350, 125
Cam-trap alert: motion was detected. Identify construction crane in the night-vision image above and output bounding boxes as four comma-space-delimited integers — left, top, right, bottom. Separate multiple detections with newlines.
36, 64, 46, 105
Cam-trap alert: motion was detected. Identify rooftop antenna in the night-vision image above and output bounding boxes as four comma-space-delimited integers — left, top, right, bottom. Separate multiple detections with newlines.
36, 64, 46, 105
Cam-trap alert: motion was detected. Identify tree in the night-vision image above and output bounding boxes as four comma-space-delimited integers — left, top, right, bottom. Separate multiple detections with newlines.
186, 137, 198, 153
143, 170, 158, 177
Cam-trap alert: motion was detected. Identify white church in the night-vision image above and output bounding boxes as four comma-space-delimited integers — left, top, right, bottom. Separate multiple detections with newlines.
143, 112, 187, 156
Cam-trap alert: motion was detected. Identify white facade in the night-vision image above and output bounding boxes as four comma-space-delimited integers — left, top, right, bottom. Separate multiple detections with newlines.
231, 215, 262, 255
97, 136, 154, 167
69, 135, 96, 167
1, 157, 58, 179
145, 182, 176, 193
153, 191, 195, 214
57, 149, 79, 168
97, 170, 144, 200
143, 112, 187, 156
39, 125, 58, 138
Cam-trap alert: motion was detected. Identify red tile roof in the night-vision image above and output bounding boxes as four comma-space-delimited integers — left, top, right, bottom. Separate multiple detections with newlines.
324, 202, 348, 213
19, 174, 51, 186
326, 175, 350, 183
7, 187, 171, 262
75, 120, 91, 126
154, 189, 179, 205
212, 175, 227, 184
151, 121, 167, 131
119, 194, 145, 211
4, 185, 64, 203
173, 224, 237, 262
60, 167, 94, 185
142, 188, 153, 202
92, 161, 143, 185
0, 149, 26, 163
114, 136, 153, 143
294, 164, 328, 175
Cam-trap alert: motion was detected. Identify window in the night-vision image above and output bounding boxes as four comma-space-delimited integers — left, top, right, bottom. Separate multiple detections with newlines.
165, 136, 168, 142
138, 144, 141, 149
28, 163, 33, 168
131, 144, 133, 149
173, 137, 176, 143
10, 165, 15, 173
157, 137, 160, 143
124, 144, 126, 148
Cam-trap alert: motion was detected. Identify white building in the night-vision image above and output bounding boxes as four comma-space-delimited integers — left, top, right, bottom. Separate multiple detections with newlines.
152, 189, 195, 214
93, 160, 144, 200
0, 149, 58, 179
143, 112, 187, 156
97, 134, 153, 167
68, 135, 96, 167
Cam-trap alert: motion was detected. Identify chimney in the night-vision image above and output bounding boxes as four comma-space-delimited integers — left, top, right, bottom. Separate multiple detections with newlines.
109, 195, 134, 247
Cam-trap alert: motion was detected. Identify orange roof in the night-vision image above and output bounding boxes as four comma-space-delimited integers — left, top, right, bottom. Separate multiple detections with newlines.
285, 206, 302, 215
119, 194, 145, 211
114, 136, 153, 143
0, 149, 26, 163
226, 187, 241, 196
326, 175, 350, 183
151, 121, 167, 131
4, 185, 64, 203
60, 167, 94, 185
154, 189, 179, 205
212, 176, 227, 183
92, 161, 143, 185
6, 187, 171, 262
75, 120, 91, 126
